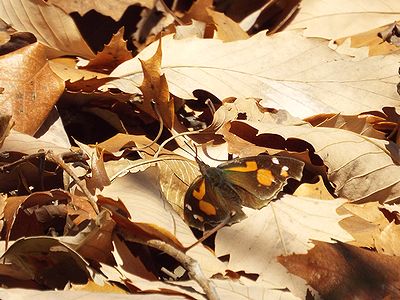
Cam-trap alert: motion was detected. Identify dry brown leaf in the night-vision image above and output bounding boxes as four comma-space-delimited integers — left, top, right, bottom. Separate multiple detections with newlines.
138, 40, 174, 128
49, 58, 109, 83
278, 240, 400, 299
339, 202, 400, 255
182, 0, 249, 41
215, 195, 352, 297
287, 0, 400, 40
0, 43, 64, 134
3, 190, 97, 247
0, 0, 95, 58
108, 30, 400, 118
2, 236, 93, 289
225, 120, 400, 203
334, 24, 400, 58
84, 27, 132, 74
305, 113, 387, 139
48, 0, 153, 21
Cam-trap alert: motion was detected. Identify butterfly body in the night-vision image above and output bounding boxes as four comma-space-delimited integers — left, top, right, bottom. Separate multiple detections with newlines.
184, 155, 304, 231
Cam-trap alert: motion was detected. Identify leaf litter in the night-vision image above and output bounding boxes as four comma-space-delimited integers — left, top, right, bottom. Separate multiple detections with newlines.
0, 1, 400, 299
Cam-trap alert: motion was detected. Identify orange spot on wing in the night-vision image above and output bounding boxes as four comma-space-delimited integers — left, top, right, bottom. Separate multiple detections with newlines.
199, 201, 217, 216
193, 179, 206, 200
227, 161, 257, 172
257, 169, 274, 186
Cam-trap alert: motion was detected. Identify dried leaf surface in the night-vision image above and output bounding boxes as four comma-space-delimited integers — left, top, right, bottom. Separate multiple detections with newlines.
0, 0, 95, 58
226, 120, 400, 203
109, 30, 400, 118
0, 43, 65, 134
48, 0, 153, 21
215, 195, 352, 296
278, 240, 400, 299
288, 0, 400, 40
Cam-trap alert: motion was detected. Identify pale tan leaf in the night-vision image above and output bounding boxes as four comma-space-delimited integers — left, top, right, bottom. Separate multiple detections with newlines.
287, 0, 400, 40
227, 120, 400, 203
99, 168, 227, 277
0, 288, 183, 299
215, 195, 352, 296
1, 130, 69, 155
108, 30, 400, 118
0, 0, 95, 58
48, 0, 153, 21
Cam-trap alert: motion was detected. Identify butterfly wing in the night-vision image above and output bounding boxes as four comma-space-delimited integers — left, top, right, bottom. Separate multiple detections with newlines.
184, 175, 245, 230
219, 155, 304, 209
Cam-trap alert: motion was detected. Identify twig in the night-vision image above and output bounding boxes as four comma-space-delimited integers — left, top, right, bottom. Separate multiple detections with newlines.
125, 236, 219, 300
46, 151, 99, 214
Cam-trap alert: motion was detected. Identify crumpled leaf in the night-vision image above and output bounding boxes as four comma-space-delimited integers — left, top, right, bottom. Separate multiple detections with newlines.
108, 30, 400, 118
278, 240, 400, 299
0, 0, 95, 58
0, 43, 65, 134
215, 195, 352, 297
2, 236, 93, 289
287, 0, 400, 40
225, 120, 400, 203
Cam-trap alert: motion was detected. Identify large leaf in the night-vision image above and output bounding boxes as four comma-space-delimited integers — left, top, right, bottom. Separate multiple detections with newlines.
214, 195, 352, 297
225, 120, 400, 203
288, 0, 400, 40
0, 0, 95, 58
108, 30, 400, 118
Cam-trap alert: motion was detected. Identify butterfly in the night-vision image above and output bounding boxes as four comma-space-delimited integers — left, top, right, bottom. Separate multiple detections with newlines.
184, 155, 305, 231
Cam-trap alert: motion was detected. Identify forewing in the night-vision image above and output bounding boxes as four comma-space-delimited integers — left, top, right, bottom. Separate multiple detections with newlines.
220, 155, 304, 208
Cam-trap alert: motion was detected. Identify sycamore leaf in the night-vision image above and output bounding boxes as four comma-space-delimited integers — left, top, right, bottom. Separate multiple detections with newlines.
278, 240, 400, 299
225, 120, 400, 203
0, 0, 95, 58
48, 0, 153, 21
0, 43, 65, 134
99, 168, 227, 277
108, 30, 400, 118
215, 195, 352, 296
288, 0, 400, 40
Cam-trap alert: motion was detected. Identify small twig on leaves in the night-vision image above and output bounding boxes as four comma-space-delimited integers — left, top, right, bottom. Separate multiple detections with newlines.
46, 150, 99, 214
125, 236, 219, 300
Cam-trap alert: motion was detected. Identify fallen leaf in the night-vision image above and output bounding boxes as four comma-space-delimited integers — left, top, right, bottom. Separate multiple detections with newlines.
215, 195, 352, 296
48, 0, 153, 21
0, 43, 65, 134
138, 40, 174, 128
0, 0, 95, 58
287, 0, 400, 40
278, 240, 400, 299
226, 120, 400, 203
2, 236, 93, 289
84, 27, 132, 74
99, 168, 227, 277
108, 30, 400, 118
